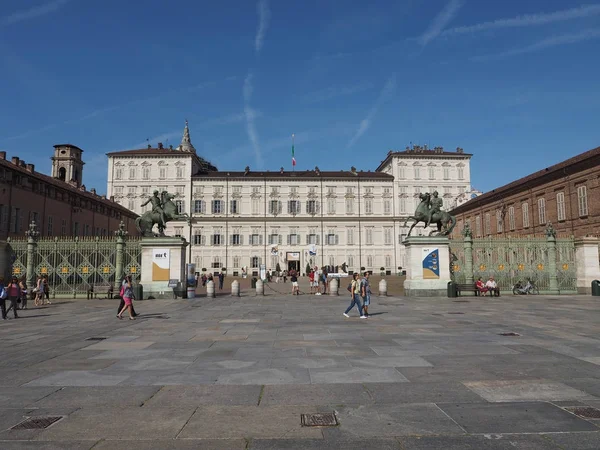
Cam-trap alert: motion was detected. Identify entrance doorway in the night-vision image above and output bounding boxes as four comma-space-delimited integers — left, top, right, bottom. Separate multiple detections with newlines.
287, 261, 299, 273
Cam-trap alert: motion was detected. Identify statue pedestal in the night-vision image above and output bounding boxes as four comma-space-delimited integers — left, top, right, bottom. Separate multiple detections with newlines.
402, 236, 451, 297
140, 237, 188, 299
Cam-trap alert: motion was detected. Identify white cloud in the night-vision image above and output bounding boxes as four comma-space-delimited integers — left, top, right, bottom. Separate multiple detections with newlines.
444, 4, 600, 36
243, 73, 262, 166
347, 75, 396, 149
418, 0, 464, 46
302, 82, 375, 104
0, 0, 73, 26
472, 28, 600, 61
255, 0, 271, 54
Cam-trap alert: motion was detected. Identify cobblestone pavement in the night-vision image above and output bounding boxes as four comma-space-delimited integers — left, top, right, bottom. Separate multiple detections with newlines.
0, 292, 599, 449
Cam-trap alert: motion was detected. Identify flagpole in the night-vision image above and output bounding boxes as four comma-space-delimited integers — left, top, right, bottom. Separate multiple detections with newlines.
292, 133, 295, 172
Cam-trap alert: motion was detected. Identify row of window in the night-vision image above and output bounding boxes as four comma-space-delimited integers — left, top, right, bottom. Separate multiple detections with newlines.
189, 228, 396, 246
195, 254, 395, 271
185, 199, 393, 215
471, 186, 588, 235
397, 164, 465, 181
115, 166, 185, 180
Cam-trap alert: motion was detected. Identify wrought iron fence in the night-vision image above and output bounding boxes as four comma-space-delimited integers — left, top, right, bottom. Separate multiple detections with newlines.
6, 223, 141, 299
450, 234, 576, 294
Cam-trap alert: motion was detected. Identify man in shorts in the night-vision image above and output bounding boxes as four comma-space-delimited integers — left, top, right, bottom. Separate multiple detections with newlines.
290, 270, 299, 295
361, 271, 372, 317
309, 269, 316, 294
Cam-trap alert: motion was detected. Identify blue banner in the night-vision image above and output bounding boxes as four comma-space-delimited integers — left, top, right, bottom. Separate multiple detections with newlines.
422, 248, 440, 279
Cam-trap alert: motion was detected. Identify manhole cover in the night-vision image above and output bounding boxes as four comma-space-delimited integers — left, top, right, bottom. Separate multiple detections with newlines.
11, 416, 63, 430
447, 312, 464, 315
85, 337, 107, 341
301, 413, 338, 427
498, 332, 521, 336
566, 407, 600, 419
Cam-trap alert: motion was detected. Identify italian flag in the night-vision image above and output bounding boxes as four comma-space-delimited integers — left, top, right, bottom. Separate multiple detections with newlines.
292, 143, 296, 166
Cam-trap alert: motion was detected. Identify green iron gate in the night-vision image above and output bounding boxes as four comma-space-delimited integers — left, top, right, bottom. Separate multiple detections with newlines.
6, 222, 141, 298
450, 234, 576, 294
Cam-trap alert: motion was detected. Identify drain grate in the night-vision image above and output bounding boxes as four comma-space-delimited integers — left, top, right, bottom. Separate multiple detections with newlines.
498, 332, 521, 336
11, 416, 63, 430
447, 312, 464, 315
301, 413, 338, 427
85, 337, 107, 341
565, 406, 600, 419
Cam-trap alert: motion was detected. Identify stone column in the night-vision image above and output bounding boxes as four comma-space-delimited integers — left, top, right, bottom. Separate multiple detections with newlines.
114, 221, 127, 284
546, 234, 559, 295
464, 235, 474, 288
25, 221, 40, 292
574, 237, 600, 294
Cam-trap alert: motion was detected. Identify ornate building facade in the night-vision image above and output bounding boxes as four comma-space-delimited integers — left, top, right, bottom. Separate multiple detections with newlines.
0, 146, 138, 241
107, 123, 473, 275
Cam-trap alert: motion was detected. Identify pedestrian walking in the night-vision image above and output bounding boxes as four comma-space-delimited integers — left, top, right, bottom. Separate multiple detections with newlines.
290, 270, 299, 295
117, 276, 137, 317
5, 277, 20, 319
19, 277, 29, 309
218, 272, 224, 290
343, 273, 366, 319
117, 275, 136, 320
361, 271, 372, 317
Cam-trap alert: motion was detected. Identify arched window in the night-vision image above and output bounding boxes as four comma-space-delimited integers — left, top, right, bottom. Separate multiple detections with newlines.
58, 167, 66, 181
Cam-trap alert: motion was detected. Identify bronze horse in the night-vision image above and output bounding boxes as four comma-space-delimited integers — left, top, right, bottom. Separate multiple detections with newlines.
403, 192, 457, 237
136, 191, 189, 237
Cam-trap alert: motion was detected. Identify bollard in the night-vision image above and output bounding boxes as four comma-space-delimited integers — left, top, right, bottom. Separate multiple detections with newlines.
231, 280, 240, 297
206, 280, 215, 298
378, 279, 387, 297
256, 279, 264, 296
329, 278, 339, 296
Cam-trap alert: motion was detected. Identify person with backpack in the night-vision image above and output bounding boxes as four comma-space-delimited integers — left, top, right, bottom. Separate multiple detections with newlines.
343, 273, 366, 319
0, 277, 8, 320
117, 275, 136, 320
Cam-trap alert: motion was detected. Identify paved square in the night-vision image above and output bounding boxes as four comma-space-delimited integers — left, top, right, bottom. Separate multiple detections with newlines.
0, 293, 598, 448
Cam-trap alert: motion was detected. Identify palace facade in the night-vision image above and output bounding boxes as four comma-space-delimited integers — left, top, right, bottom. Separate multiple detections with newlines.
450, 146, 600, 239
107, 122, 473, 275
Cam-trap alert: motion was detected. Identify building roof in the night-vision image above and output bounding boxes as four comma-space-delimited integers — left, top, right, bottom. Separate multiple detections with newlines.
0, 158, 137, 218
450, 145, 600, 214
193, 169, 394, 181
53, 144, 84, 152
106, 147, 189, 157
375, 146, 472, 172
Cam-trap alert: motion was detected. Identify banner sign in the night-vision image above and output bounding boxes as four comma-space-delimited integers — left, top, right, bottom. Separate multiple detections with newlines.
286, 252, 300, 261
152, 248, 170, 281
422, 248, 440, 279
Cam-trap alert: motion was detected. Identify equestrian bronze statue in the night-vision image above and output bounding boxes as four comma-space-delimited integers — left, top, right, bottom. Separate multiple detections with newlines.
136, 190, 189, 237
403, 192, 457, 237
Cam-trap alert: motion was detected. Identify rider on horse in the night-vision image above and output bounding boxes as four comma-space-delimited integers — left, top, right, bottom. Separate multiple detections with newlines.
141, 191, 167, 228
425, 191, 443, 228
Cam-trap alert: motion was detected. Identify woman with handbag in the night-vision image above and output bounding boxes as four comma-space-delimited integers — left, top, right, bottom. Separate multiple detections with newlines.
117, 276, 136, 320
5, 277, 20, 319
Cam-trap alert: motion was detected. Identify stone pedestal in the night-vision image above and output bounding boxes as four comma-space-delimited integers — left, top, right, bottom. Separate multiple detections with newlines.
575, 237, 600, 294
140, 237, 188, 299
402, 236, 451, 297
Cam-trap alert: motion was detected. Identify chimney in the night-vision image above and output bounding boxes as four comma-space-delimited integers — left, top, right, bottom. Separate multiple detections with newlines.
350, 166, 357, 175
315, 166, 320, 175
91, 188, 96, 195
101, 195, 106, 199
26, 163, 35, 173
11, 157, 19, 165
19, 160, 26, 168
158, 142, 164, 149
280, 167, 284, 174
147, 144, 152, 149
0, 151, 5, 160
244, 166, 250, 176
169, 145, 173, 149
110, 195, 115, 202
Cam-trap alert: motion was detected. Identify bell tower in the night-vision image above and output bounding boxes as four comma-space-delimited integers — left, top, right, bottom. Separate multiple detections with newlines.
51, 144, 85, 187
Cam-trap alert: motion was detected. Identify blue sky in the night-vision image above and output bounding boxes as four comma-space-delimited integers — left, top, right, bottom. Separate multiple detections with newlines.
1, 0, 599, 195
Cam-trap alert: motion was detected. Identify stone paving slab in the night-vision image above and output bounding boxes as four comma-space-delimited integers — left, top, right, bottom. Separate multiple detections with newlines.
0, 441, 97, 450
439, 402, 599, 433
260, 384, 372, 406
366, 381, 485, 404
397, 434, 560, 450
463, 379, 591, 402
32, 386, 161, 408
177, 405, 323, 439
143, 385, 262, 407
248, 438, 402, 449
309, 367, 409, 384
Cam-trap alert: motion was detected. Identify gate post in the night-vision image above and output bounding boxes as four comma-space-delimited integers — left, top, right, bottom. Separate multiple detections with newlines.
25, 221, 40, 294
546, 224, 559, 295
463, 225, 474, 288
115, 221, 128, 284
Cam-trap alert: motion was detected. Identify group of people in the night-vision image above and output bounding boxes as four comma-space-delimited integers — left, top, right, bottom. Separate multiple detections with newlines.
0, 275, 52, 320
476, 276, 500, 296
195, 272, 225, 290
308, 268, 329, 295
343, 272, 372, 319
